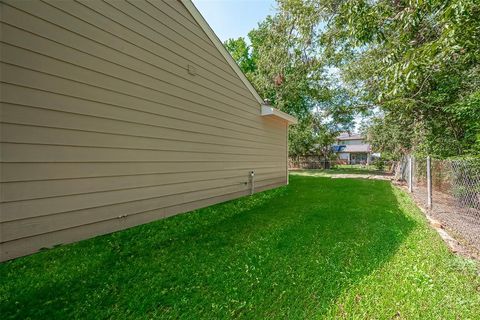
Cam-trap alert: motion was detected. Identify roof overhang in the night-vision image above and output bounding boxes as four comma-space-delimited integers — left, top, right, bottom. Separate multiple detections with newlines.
342, 145, 371, 153
180, 0, 264, 104
180, 0, 298, 126
261, 104, 298, 124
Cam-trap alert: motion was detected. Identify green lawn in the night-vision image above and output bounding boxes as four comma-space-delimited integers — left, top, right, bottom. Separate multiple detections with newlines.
293, 165, 388, 176
1, 175, 479, 319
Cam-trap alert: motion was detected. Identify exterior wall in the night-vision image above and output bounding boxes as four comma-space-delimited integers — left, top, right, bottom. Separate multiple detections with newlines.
338, 153, 350, 160
0, 0, 289, 261
350, 153, 368, 164
337, 139, 364, 145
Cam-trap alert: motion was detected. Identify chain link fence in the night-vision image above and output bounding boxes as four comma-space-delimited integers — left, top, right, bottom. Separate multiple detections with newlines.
399, 156, 480, 254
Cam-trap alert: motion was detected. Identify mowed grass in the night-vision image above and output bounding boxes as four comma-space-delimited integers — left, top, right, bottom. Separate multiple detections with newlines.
293, 165, 387, 176
1, 175, 479, 319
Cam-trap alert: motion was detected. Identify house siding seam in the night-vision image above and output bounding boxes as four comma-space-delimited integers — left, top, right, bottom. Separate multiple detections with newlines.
0, 0, 289, 261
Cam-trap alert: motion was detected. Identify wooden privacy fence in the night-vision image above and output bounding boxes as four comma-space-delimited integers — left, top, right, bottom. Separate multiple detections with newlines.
288, 156, 334, 169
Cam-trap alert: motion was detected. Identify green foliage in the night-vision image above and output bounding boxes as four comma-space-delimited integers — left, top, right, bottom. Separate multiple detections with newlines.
223, 6, 358, 158
224, 0, 479, 159
363, 112, 414, 160
223, 38, 256, 74
287, 115, 317, 158
322, 0, 480, 158
225, 13, 326, 119
372, 158, 385, 171
1, 176, 479, 318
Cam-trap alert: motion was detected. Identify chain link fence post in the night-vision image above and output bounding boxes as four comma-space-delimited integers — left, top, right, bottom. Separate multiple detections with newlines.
427, 156, 432, 209
408, 156, 413, 193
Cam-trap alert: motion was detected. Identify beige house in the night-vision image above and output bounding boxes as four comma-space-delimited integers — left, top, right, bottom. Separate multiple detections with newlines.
334, 133, 372, 165
0, 0, 297, 261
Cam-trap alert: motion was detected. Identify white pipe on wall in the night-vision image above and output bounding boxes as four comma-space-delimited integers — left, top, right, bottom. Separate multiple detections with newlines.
250, 170, 255, 195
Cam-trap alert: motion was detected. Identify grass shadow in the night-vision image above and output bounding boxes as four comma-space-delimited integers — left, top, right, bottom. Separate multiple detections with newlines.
0, 175, 416, 319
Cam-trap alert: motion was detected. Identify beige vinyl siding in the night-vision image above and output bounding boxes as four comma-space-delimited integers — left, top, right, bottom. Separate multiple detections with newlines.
2, 168, 285, 202
0, 0, 289, 261
1, 162, 286, 183
2, 0, 250, 98
0, 182, 279, 261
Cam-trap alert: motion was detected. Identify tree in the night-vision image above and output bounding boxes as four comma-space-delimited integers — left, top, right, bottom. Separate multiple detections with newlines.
245, 0, 480, 159
224, 3, 359, 159
320, 0, 480, 158
223, 38, 256, 75
362, 113, 414, 160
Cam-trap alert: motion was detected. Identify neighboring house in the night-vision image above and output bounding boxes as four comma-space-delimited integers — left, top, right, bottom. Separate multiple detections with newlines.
0, 0, 297, 261
333, 133, 372, 165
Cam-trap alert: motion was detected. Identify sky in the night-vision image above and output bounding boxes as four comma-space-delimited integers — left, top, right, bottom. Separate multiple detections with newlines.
192, 0, 276, 43
192, 0, 362, 130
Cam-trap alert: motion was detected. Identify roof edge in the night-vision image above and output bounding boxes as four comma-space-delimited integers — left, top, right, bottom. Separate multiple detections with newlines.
261, 105, 298, 124
337, 136, 365, 141
180, 0, 264, 105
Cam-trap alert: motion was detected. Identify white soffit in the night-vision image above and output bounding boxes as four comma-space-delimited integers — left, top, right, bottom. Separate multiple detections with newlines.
261, 105, 298, 124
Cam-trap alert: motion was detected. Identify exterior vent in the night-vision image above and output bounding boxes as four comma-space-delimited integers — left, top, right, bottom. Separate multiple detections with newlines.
187, 64, 197, 76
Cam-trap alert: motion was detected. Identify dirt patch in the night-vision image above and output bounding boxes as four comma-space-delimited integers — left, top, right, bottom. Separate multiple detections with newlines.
329, 174, 393, 180
394, 182, 480, 261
